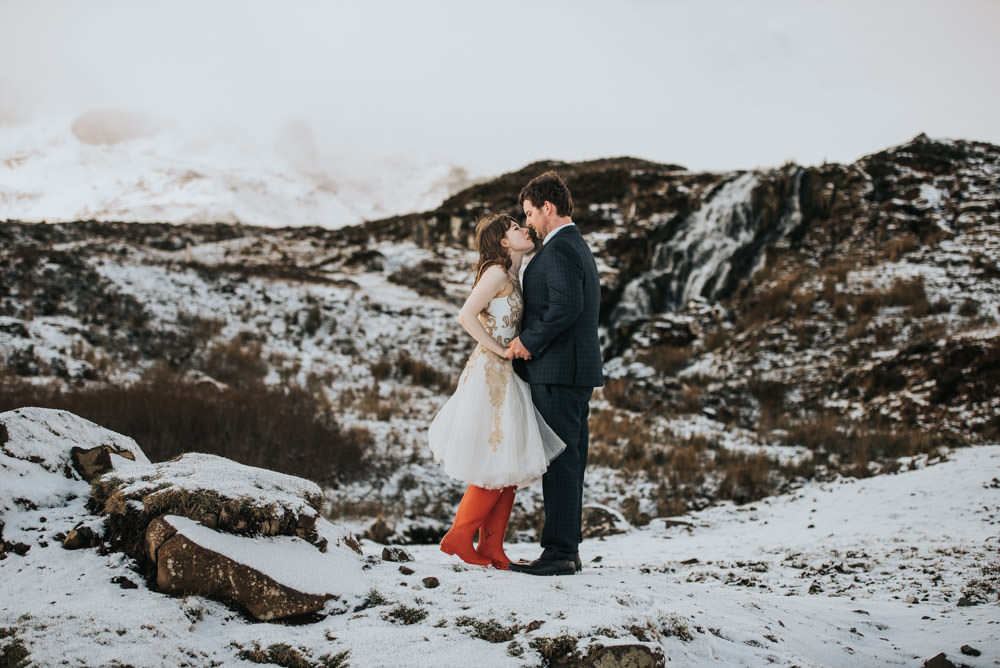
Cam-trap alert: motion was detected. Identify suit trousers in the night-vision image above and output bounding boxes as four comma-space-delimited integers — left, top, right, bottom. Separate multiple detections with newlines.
530, 383, 593, 561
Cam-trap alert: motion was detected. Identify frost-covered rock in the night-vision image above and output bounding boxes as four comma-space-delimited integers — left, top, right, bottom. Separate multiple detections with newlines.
92, 452, 334, 557
147, 514, 368, 621
0, 407, 149, 518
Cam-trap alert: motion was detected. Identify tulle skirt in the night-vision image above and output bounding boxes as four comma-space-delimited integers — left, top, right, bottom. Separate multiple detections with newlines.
428, 345, 566, 489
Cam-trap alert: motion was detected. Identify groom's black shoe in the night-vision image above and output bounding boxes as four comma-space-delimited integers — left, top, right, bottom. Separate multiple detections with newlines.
509, 557, 576, 576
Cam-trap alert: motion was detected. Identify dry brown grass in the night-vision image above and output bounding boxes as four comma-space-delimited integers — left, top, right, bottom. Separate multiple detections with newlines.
884, 234, 919, 262
741, 271, 801, 327
370, 351, 455, 394
885, 276, 929, 311
637, 344, 693, 375
702, 327, 730, 351
777, 412, 946, 477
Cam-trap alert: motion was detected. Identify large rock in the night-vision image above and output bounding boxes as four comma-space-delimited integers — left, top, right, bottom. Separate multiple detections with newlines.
585, 643, 665, 668
1, 407, 149, 517
147, 515, 368, 621
91, 452, 330, 557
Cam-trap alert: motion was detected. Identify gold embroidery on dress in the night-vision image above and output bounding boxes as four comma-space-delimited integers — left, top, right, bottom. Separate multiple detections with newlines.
483, 351, 511, 451
502, 278, 523, 336
458, 276, 518, 448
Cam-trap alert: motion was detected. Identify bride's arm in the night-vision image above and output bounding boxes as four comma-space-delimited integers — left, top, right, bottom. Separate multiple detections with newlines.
457, 266, 509, 357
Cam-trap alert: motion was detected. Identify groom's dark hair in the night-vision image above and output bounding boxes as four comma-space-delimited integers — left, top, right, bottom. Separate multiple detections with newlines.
519, 170, 574, 217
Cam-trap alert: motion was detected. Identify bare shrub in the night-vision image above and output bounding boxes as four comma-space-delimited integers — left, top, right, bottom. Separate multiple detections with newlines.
395, 350, 454, 393
638, 345, 692, 375
702, 327, 730, 351
371, 356, 393, 381
959, 298, 980, 317
201, 334, 267, 389
823, 260, 852, 283
749, 378, 786, 433
792, 286, 816, 318
0, 377, 372, 485
715, 450, 773, 504
854, 291, 881, 318
884, 234, 919, 262
885, 276, 928, 310
741, 272, 800, 326
778, 412, 944, 474
874, 323, 898, 346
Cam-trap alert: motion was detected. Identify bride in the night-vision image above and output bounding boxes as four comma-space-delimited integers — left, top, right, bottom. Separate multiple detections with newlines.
428, 213, 566, 569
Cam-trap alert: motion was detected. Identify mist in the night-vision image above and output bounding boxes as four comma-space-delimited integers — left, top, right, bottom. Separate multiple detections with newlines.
2, 0, 999, 178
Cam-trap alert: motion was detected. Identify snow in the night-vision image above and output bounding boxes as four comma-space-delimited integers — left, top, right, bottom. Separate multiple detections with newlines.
0, 116, 473, 228
3, 426, 998, 666
0, 408, 149, 516
108, 452, 322, 519
160, 515, 368, 599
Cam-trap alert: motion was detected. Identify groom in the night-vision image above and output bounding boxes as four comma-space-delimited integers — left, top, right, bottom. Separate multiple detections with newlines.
507, 170, 603, 576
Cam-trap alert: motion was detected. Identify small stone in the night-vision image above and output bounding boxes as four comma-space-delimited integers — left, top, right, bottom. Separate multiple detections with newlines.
111, 576, 138, 589
960, 645, 981, 657
399, 565, 415, 575
922, 653, 955, 668
956, 597, 975, 607
382, 546, 413, 563
526, 620, 544, 632
422, 577, 439, 589
62, 527, 97, 550
905, 595, 919, 604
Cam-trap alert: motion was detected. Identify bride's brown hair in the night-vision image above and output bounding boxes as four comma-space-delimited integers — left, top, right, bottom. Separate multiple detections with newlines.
473, 213, 516, 287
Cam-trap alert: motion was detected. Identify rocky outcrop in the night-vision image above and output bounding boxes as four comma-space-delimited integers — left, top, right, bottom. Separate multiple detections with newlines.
147, 515, 333, 621
90, 452, 333, 559
0, 407, 369, 621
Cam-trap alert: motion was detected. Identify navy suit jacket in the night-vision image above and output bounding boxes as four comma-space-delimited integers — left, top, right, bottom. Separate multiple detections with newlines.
514, 225, 603, 388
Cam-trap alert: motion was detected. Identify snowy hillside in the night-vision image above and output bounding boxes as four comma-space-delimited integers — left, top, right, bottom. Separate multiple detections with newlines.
1, 407, 997, 666
1, 135, 999, 665
0, 113, 475, 227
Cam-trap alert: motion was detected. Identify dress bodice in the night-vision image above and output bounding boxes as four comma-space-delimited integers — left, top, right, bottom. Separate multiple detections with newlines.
478, 276, 523, 348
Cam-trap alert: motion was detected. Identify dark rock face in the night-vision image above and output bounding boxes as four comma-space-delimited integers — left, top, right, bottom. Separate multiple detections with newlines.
146, 515, 331, 621
70, 444, 137, 483
581, 505, 626, 539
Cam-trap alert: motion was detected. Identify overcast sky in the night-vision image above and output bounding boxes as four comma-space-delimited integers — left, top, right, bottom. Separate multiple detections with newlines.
1, 0, 998, 177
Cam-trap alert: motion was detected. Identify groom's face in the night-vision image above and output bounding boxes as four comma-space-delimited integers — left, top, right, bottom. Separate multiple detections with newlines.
523, 199, 552, 239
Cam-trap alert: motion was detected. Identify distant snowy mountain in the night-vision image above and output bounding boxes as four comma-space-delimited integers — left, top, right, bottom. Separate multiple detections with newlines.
0, 112, 476, 227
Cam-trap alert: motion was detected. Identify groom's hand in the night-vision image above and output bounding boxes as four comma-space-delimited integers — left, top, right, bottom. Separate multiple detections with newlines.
507, 337, 532, 360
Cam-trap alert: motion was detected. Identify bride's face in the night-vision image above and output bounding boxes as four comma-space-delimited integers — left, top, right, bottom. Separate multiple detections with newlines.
504, 223, 534, 253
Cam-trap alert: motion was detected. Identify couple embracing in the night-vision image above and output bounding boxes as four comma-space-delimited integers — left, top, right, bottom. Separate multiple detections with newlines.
428, 170, 602, 576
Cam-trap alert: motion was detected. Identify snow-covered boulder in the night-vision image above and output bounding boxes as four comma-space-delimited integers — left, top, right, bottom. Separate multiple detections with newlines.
91, 452, 340, 555
0, 407, 149, 518
90, 451, 370, 620
147, 515, 368, 621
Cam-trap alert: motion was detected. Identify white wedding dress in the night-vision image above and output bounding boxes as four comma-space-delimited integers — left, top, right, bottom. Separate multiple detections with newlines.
428, 276, 566, 489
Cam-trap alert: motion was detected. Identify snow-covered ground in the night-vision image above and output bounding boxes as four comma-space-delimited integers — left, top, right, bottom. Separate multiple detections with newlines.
0, 114, 475, 227
3, 436, 997, 667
